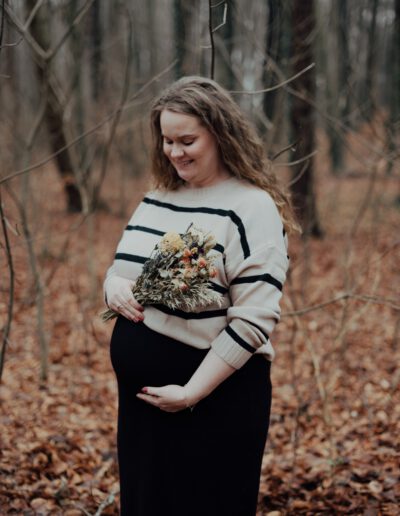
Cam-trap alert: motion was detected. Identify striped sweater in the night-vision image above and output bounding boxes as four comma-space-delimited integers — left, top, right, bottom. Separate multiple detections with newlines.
104, 176, 289, 369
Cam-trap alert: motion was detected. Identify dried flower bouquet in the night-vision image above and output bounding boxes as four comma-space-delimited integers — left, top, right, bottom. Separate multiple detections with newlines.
101, 224, 223, 322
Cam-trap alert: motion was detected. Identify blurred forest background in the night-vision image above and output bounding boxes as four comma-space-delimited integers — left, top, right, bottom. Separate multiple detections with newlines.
0, 0, 399, 514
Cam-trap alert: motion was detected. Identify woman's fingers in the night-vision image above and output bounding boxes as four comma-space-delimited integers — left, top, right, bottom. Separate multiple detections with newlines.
126, 295, 144, 313
112, 295, 144, 322
105, 276, 144, 322
136, 385, 188, 412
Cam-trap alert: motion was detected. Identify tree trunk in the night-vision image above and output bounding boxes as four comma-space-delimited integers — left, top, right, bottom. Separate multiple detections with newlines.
27, 0, 82, 212
327, 0, 350, 174
90, 1, 102, 102
263, 0, 283, 122
174, 0, 193, 78
289, 0, 322, 237
214, 0, 235, 90
392, 0, 400, 195
363, 0, 379, 121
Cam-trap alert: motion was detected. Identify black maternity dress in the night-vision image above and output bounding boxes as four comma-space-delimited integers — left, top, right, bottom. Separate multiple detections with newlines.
110, 315, 272, 516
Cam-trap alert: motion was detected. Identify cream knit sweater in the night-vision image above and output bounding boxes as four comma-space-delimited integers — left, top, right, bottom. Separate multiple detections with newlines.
104, 177, 289, 369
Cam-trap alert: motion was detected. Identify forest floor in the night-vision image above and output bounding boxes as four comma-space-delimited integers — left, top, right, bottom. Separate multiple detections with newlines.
0, 157, 399, 515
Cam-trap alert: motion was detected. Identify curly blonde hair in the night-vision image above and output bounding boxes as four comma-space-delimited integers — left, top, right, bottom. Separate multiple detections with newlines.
150, 76, 300, 234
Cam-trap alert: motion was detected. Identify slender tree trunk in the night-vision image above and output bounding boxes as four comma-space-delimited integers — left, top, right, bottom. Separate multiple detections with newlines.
393, 0, 400, 199
174, 0, 193, 78
27, 0, 83, 212
363, 0, 379, 121
90, 1, 102, 102
289, 0, 322, 237
263, 0, 283, 122
214, 0, 235, 90
327, 0, 350, 174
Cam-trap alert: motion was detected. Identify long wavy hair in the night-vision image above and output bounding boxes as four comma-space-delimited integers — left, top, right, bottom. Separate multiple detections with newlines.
150, 76, 300, 234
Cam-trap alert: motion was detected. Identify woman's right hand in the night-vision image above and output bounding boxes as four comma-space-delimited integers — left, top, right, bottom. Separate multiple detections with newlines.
105, 276, 144, 322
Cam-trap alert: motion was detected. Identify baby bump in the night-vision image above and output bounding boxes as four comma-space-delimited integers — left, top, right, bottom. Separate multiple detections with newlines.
110, 315, 207, 390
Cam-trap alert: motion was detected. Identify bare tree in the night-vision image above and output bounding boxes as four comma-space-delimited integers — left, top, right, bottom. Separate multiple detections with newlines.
24, 0, 83, 212
174, 0, 194, 78
289, 0, 322, 237
362, 0, 379, 121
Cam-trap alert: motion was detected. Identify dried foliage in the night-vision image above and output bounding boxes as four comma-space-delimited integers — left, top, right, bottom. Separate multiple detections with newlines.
0, 159, 399, 514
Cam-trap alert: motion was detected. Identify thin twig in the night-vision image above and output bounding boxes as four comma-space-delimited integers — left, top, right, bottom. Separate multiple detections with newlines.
0, 36, 23, 49
271, 140, 299, 161
46, 0, 96, 61
23, 0, 44, 31
229, 63, 315, 94
287, 159, 310, 187
283, 292, 400, 317
210, 0, 226, 7
275, 150, 318, 167
0, 187, 15, 383
0, 0, 5, 54
208, 0, 215, 79
212, 3, 227, 33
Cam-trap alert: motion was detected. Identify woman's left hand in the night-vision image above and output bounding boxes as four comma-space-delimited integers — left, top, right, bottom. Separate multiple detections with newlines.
136, 385, 194, 413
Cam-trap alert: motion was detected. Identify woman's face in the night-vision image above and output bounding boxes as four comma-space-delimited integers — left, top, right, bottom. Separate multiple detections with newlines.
160, 109, 229, 188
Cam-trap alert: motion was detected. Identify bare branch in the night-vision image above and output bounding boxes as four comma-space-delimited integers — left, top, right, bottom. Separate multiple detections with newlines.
229, 63, 316, 94
0, 187, 15, 383
287, 160, 310, 188
208, 0, 215, 79
46, 0, 96, 61
275, 150, 318, 167
23, 0, 44, 31
4, 3, 47, 59
0, 0, 5, 54
0, 59, 177, 186
271, 141, 299, 161
212, 3, 227, 33
283, 292, 400, 317
0, 36, 23, 50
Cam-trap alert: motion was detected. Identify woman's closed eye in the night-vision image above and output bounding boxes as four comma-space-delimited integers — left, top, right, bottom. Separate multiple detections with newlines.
163, 138, 195, 146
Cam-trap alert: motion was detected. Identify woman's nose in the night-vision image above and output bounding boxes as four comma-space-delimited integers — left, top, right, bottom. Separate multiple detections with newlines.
170, 145, 184, 158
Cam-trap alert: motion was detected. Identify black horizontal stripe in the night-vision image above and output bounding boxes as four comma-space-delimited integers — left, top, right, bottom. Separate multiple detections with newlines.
209, 282, 228, 295
126, 225, 164, 236
126, 224, 225, 255
213, 243, 224, 254
143, 197, 250, 258
115, 253, 148, 264
225, 326, 256, 354
231, 273, 282, 291
247, 321, 269, 341
153, 304, 227, 319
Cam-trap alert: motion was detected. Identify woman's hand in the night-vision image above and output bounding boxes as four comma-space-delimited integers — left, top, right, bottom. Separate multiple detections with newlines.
136, 385, 195, 413
105, 275, 144, 322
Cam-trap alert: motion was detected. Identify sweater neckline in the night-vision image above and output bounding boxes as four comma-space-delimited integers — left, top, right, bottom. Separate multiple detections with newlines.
177, 176, 239, 200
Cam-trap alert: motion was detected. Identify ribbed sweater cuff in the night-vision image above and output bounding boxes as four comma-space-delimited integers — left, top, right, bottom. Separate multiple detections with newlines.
211, 329, 253, 369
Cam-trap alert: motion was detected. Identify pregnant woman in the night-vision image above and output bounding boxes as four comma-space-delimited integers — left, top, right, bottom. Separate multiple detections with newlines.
104, 76, 299, 516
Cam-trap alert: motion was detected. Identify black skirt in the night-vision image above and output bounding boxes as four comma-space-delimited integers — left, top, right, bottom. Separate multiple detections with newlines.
110, 315, 272, 516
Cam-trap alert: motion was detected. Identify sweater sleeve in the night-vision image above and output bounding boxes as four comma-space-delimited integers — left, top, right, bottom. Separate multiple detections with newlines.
210, 244, 289, 369
210, 190, 289, 369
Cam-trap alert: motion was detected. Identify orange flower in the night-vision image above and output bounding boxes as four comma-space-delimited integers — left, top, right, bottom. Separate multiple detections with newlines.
209, 267, 217, 278
183, 248, 191, 258
198, 257, 207, 268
